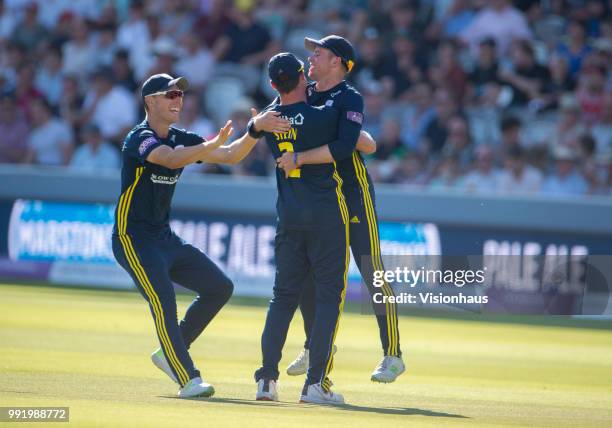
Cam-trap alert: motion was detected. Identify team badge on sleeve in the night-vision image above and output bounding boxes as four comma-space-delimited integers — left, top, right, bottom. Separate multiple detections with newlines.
138, 137, 158, 155
347, 111, 363, 125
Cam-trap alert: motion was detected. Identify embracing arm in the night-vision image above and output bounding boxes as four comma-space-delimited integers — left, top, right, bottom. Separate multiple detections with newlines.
276, 130, 376, 175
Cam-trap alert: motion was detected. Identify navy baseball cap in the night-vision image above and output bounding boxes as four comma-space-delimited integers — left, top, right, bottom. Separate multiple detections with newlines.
304, 35, 356, 72
268, 52, 304, 86
141, 73, 188, 98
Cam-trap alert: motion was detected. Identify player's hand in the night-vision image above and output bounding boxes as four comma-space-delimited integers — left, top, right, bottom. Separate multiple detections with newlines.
276, 151, 298, 178
212, 120, 234, 146
253, 109, 291, 134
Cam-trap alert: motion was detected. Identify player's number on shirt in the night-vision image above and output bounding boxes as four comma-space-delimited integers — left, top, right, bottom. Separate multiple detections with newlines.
278, 142, 301, 178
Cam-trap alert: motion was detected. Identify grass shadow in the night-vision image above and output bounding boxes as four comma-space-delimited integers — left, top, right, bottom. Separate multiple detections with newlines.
160, 395, 467, 418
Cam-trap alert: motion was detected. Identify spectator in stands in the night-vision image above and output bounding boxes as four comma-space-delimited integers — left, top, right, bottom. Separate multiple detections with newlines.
25, 97, 73, 166
128, 10, 163, 80
393, 152, 428, 187
459, 145, 501, 194
353, 27, 397, 95
69, 123, 119, 172
498, 145, 543, 195
577, 134, 603, 194
400, 81, 436, 150
576, 64, 608, 125
390, 32, 419, 98
14, 61, 43, 116
81, 67, 136, 145
591, 92, 612, 157
111, 49, 138, 93
435, 39, 467, 103
174, 32, 216, 91
0, 0, 18, 42
441, 115, 473, 171
0, 91, 28, 163
528, 0, 567, 47
387, 1, 421, 44
146, 36, 179, 78
95, 24, 119, 68
58, 74, 85, 135
158, 0, 196, 39
193, 0, 230, 49
552, 94, 588, 149
35, 46, 64, 107
556, 20, 592, 79
116, 0, 148, 71
362, 80, 388, 141
369, 117, 406, 183
499, 39, 550, 107
541, 146, 588, 196
540, 54, 575, 111
10, 2, 47, 51
602, 154, 612, 195
422, 87, 459, 155
468, 38, 500, 105
48, 11, 75, 48
460, 0, 532, 56
428, 153, 462, 191
213, 1, 278, 94
440, 0, 476, 38
61, 16, 97, 81
0, 41, 26, 92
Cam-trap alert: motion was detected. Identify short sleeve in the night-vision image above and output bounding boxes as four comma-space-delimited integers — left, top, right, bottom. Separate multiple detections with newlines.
181, 130, 205, 147
328, 88, 364, 161
125, 129, 163, 164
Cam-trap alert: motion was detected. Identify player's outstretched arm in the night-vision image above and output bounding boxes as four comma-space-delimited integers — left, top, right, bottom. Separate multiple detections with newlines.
146, 121, 233, 169
276, 130, 376, 176
200, 109, 291, 164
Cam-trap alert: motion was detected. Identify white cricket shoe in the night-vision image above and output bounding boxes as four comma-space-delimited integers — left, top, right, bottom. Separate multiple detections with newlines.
286, 345, 337, 376
255, 379, 279, 401
299, 382, 344, 405
178, 377, 215, 398
370, 356, 405, 383
151, 348, 178, 384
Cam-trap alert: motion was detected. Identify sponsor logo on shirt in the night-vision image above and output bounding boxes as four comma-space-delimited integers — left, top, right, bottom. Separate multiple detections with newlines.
281, 113, 304, 126
330, 90, 341, 97
347, 111, 363, 125
325, 100, 334, 107
150, 173, 180, 185
138, 137, 158, 155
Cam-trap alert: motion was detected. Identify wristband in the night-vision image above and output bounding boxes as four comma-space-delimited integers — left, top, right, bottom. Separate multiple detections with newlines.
293, 152, 299, 167
247, 118, 265, 139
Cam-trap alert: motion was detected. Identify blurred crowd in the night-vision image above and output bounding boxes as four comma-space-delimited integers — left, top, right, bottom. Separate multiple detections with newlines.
0, 0, 611, 198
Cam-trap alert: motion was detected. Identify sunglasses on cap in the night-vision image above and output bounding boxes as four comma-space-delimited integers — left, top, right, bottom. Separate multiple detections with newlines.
146, 89, 184, 99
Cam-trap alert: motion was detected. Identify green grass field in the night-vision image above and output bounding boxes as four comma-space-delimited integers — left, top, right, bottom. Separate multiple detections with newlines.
1, 283, 611, 428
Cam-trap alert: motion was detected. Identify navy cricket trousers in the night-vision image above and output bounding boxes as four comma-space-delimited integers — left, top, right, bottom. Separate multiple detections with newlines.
254, 223, 349, 391
299, 180, 401, 357
112, 229, 233, 387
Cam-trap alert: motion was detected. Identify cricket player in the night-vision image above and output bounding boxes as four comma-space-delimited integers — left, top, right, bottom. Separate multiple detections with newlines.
278, 35, 405, 383
111, 73, 290, 398
251, 53, 376, 405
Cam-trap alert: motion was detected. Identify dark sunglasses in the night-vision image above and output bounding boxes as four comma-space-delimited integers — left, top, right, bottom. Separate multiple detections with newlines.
148, 89, 184, 99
